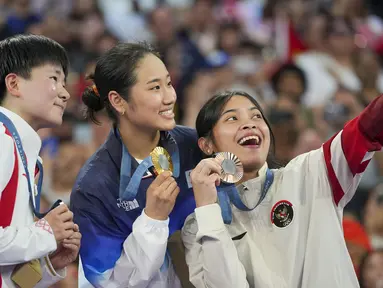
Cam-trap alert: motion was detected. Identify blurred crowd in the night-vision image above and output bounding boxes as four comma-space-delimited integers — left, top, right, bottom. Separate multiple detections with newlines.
1, 0, 383, 287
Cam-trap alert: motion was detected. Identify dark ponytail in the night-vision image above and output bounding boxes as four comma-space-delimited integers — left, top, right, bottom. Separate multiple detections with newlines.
81, 41, 160, 125
82, 74, 104, 125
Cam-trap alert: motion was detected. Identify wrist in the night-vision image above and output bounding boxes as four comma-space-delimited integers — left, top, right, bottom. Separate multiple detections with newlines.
49, 255, 64, 271
194, 191, 217, 207
144, 208, 168, 221
195, 199, 217, 208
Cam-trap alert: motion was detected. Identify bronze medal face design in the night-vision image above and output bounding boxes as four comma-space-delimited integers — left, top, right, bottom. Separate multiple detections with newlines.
215, 152, 243, 184
150, 147, 173, 175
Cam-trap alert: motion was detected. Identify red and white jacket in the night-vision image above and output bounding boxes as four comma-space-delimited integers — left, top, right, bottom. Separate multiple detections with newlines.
0, 107, 65, 288
182, 95, 383, 288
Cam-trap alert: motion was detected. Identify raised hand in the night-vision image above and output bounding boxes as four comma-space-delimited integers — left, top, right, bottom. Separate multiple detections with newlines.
190, 158, 222, 207
145, 171, 180, 220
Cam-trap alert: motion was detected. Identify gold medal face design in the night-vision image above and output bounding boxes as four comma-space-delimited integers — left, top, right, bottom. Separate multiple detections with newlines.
215, 152, 243, 184
150, 147, 173, 175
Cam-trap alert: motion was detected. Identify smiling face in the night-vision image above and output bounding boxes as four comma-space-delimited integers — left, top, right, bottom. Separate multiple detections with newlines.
203, 95, 271, 172
14, 63, 69, 129
122, 53, 177, 132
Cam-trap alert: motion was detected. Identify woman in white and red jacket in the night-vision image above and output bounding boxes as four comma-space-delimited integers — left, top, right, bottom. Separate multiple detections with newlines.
182, 90, 383, 288
0, 34, 80, 288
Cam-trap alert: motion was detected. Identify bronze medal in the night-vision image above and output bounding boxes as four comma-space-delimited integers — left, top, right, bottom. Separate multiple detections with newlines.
150, 147, 173, 175
215, 152, 243, 184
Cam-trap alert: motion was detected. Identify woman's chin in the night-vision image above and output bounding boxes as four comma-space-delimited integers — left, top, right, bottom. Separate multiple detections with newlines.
242, 161, 266, 174
158, 118, 176, 131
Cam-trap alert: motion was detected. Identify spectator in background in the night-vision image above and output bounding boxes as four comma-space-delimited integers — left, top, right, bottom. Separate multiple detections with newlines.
270, 62, 307, 105
296, 16, 361, 107
359, 249, 383, 288
217, 21, 243, 56
343, 216, 372, 276
364, 183, 383, 249
42, 143, 89, 208
269, 63, 314, 163
356, 49, 383, 106
6, 0, 41, 35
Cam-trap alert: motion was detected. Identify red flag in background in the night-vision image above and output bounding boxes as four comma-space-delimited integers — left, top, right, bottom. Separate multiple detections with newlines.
288, 20, 307, 59
275, 18, 307, 62
375, 36, 383, 55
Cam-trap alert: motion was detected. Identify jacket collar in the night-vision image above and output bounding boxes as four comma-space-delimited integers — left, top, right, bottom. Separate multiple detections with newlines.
0, 107, 41, 158
237, 162, 269, 205
104, 127, 179, 173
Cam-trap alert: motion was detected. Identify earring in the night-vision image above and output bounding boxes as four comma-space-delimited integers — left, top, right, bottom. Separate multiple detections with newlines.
121, 110, 125, 116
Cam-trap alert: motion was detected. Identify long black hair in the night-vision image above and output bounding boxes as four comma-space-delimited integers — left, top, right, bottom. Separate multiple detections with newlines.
196, 90, 281, 168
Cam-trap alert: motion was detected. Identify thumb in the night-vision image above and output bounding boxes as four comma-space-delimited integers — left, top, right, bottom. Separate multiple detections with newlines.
151, 170, 172, 188
209, 173, 221, 186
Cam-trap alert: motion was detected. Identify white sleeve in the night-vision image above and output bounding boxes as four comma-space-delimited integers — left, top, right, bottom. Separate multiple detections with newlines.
81, 209, 169, 288
181, 204, 249, 288
34, 256, 66, 288
0, 222, 57, 265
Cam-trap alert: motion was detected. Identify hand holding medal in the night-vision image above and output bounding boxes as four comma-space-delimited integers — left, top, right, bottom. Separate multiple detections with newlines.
190, 151, 243, 208
144, 146, 180, 220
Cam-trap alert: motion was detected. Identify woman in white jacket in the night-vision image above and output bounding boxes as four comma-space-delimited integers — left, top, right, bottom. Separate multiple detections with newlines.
182, 90, 383, 288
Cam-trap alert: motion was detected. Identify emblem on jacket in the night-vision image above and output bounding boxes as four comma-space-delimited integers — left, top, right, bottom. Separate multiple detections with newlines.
117, 198, 139, 212
271, 200, 294, 228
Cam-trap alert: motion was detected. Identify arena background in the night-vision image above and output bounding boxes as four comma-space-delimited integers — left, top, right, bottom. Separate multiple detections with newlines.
1, 0, 382, 286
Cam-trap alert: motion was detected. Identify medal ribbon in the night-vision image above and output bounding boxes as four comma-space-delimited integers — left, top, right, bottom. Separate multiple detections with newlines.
217, 168, 274, 224
118, 129, 180, 201
0, 113, 62, 219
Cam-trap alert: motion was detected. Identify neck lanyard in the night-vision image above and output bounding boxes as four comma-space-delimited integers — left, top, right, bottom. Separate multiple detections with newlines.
116, 128, 181, 272
117, 128, 181, 201
217, 168, 274, 224
0, 113, 61, 219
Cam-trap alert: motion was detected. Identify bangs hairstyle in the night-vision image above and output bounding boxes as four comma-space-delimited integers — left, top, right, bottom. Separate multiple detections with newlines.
0, 34, 69, 103
196, 90, 281, 168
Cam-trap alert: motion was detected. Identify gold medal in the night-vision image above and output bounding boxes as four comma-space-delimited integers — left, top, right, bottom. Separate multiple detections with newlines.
215, 152, 243, 184
11, 259, 42, 288
150, 147, 173, 175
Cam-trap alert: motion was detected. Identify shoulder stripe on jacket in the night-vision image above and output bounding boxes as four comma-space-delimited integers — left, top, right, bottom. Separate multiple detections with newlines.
0, 127, 19, 227
0, 127, 19, 288
323, 117, 377, 207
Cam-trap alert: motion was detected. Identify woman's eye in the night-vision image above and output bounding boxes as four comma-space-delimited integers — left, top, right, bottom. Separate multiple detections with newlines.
253, 114, 262, 119
50, 76, 58, 81
227, 116, 237, 121
151, 85, 161, 90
